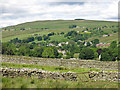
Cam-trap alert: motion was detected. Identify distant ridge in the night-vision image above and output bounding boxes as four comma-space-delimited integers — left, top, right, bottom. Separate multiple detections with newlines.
74, 19, 85, 20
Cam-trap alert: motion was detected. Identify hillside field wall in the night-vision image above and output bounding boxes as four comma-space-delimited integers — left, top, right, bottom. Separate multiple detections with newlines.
1, 67, 119, 82
1, 55, 118, 70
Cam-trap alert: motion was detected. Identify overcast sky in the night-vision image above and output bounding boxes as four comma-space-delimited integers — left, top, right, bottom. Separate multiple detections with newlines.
0, 0, 119, 28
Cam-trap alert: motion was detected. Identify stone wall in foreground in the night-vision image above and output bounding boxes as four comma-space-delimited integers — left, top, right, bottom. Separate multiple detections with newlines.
1, 67, 119, 82
89, 71, 119, 82
1, 55, 118, 70
1, 67, 77, 81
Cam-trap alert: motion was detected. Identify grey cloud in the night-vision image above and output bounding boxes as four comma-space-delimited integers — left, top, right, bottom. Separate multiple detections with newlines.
0, 0, 118, 28
48, 2, 85, 5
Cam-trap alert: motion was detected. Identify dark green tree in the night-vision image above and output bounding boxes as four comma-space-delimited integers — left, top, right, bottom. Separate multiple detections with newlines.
100, 52, 113, 61
30, 47, 43, 57
42, 47, 58, 58
2, 43, 16, 55
86, 42, 91, 47
110, 41, 117, 49
36, 36, 42, 41
92, 39, 99, 45
79, 48, 94, 59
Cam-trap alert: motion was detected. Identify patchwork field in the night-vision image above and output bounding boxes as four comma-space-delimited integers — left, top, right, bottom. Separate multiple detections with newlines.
1, 55, 119, 88
2, 55, 118, 70
1, 20, 119, 88
1, 20, 118, 43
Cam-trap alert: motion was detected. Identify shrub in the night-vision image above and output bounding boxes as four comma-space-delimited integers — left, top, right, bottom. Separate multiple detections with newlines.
79, 48, 94, 59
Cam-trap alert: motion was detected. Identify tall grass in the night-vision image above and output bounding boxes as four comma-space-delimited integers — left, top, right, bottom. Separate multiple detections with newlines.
2, 76, 119, 88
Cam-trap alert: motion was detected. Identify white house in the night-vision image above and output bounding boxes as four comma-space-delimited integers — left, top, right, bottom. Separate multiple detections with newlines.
65, 42, 69, 44
47, 43, 55, 46
58, 43, 62, 46
58, 50, 66, 55
103, 35, 108, 37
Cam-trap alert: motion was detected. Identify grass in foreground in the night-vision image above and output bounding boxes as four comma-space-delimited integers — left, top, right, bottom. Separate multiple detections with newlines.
2, 76, 119, 88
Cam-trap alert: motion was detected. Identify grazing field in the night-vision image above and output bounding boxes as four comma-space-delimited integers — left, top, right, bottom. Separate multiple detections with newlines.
2, 62, 117, 73
1, 56, 119, 88
50, 35, 69, 42
86, 33, 118, 43
2, 76, 119, 88
1, 20, 118, 43
1, 19, 119, 88
2, 55, 118, 70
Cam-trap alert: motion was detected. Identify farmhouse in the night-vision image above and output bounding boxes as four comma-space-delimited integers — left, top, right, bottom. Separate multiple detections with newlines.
58, 42, 69, 46
58, 50, 66, 55
96, 43, 111, 47
102, 35, 108, 37
84, 31, 88, 33
58, 43, 62, 46
109, 34, 113, 36
47, 43, 55, 46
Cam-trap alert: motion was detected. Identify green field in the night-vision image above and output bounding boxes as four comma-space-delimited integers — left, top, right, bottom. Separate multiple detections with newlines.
2, 62, 119, 88
86, 33, 118, 43
1, 20, 119, 88
1, 20, 118, 43
2, 62, 117, 73
2, 76, 119, 88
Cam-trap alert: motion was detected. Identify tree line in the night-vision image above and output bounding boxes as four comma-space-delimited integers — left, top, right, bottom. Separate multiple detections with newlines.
2, 36, 119, 61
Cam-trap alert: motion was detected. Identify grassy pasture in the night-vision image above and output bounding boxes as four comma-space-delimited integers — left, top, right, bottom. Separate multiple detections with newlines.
1, 20, 119, 88
86, 33, 118, 43
50, 35, 69, 42
2, 76, 119, 88
1, 62, 119, 88
2, 20, 118, 42
2, 62, 117, 73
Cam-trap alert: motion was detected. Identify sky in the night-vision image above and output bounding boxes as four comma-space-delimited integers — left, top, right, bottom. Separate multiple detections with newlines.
0, 0, 119, 28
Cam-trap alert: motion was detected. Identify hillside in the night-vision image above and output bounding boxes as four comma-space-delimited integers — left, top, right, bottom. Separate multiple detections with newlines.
1, 20, 119, 88
1, 20, 118, 43
1, 19, 119, 61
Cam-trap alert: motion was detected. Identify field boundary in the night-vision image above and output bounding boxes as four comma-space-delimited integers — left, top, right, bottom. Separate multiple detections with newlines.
2, 55, 118, 70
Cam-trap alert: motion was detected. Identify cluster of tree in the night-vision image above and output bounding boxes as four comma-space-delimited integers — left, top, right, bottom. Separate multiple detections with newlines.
37, 28, 49, 30
64, 31, 91, 42
10, 35, 50, 44
2, 42, 59, 58
2, 40, 119, 61
2, 28, 119, 61
35, 36, 42, 41
58, 40, 119, 61
78, 41, 119, 61
64, 31, 77, 37
42, 35, 50, 41
112, 30, 117, 33
48, 32, 55, 36
20, 28, 25, 30
79, 48, 95, 59
74, 19, 85, 20
100, 41, 119, 61
10, 31, 66, 44
69, 25, 77, 29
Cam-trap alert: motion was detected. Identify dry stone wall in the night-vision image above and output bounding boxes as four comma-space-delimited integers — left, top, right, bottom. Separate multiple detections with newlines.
1, 67, 119, 82
1, 55, 118, 70
1, 67, 77, 81
89, 71, 119, 82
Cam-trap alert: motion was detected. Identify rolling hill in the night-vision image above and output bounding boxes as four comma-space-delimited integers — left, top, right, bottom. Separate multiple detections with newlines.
1, 20, 118, 43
